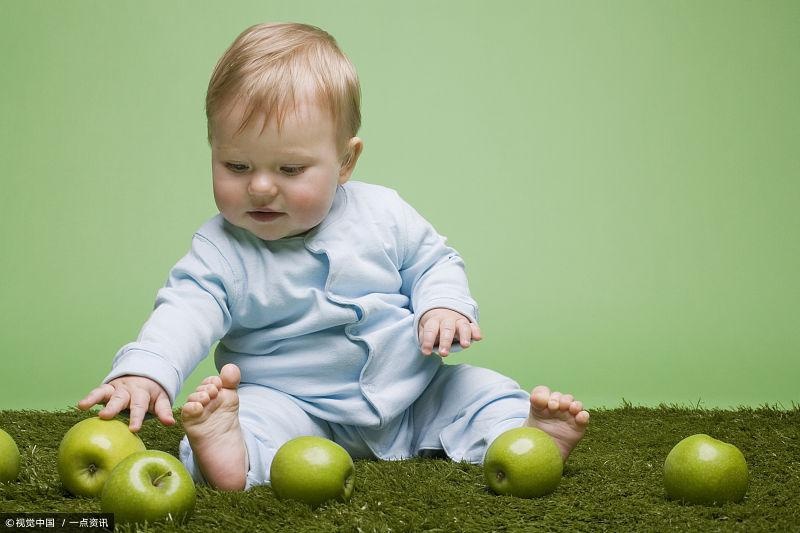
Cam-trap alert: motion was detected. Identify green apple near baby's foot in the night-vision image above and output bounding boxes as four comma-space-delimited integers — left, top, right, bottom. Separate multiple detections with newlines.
101, 450, 196, 525
484, 427, 563, 498
664, 433, 749, 505
270, 436, 355, 507
0, 428, 21, 482
57, 417, 145, 497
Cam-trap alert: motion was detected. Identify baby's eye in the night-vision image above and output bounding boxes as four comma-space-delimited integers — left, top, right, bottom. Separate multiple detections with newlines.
225, 162, 250, 173
280, 166, 305, 176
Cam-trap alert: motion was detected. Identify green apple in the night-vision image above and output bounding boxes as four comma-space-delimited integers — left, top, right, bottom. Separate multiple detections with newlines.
0, 428, 21, 482
270, 436, 355, 507
101, 450, 196, 525
664, 433, 749, 505
483, 427, 563, 498
57, 417, 146, 497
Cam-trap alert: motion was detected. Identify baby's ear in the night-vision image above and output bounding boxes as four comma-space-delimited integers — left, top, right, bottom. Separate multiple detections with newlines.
339, 137, 364, 183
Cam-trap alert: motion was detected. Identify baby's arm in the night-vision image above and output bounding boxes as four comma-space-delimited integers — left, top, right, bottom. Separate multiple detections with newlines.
418, 308, 483, 356
393, 193, 480, 356
78, 375, 174, 432
82, 230, 235, 432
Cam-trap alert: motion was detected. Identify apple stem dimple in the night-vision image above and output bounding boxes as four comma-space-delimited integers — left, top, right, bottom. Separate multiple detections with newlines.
88, 464, 97, 476
496, 471, 505, 482
152, 470, 173, 486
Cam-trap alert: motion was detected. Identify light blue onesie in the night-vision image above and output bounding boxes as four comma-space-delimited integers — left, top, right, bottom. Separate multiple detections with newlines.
104, 181, 529, 487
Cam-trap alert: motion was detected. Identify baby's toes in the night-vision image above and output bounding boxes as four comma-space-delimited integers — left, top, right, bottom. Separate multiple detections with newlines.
558, 394, 574, 411
202, 375, 223, 388
188, 390, 211, 406
181, 401, 204, 418
575, 410, 590, 426
548, 391, 563, 411
531, 385, 552, 410
200, 383, 219, 399
568, 400, 584, 416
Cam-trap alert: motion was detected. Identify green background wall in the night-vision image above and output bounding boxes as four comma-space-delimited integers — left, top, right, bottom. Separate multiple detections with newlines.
2, 1, 797, 411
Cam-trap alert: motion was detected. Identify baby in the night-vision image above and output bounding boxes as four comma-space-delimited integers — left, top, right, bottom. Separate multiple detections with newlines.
79, 22, 589, 491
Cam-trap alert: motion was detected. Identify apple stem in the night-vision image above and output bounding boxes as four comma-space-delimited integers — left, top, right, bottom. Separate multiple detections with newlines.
152, 470, 173, 486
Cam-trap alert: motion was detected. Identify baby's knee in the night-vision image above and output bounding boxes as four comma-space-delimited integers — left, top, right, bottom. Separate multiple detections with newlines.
430, 363, 525, 404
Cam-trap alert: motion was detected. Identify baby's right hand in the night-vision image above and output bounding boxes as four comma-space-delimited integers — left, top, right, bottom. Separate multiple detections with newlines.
78, 376, 175, 432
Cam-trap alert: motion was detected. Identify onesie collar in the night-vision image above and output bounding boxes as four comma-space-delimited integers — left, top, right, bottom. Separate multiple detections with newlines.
303, 184, 348, 246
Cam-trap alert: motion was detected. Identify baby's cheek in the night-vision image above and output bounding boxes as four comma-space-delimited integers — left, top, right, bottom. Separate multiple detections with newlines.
213, 188, 234, 212
292, 189, 334, 223
213, 182, 245, 220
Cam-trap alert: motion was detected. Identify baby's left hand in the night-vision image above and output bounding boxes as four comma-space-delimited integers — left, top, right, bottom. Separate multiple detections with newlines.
418, 308, 482, 356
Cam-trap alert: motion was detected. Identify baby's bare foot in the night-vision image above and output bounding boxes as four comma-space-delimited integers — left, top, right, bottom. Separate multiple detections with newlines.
524, 385, 590, 462
181, 363, 247, 491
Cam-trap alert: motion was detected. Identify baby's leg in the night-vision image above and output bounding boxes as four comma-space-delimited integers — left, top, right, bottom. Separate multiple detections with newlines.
411, 365, 589, 465
411, 364, 531, 463
525, 385, 590, 462
181, 364, 247, 491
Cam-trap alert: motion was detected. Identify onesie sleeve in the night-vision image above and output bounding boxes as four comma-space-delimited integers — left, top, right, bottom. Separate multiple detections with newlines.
103, 234, 236, 403
396, 194, 479, 339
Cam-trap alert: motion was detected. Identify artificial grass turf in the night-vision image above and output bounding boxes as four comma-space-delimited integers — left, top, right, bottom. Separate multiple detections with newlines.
1, 406, 798, 532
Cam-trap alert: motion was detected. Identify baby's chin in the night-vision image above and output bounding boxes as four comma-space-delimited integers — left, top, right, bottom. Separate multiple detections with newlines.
247, 219, 317, 241
217, 209, 327, 241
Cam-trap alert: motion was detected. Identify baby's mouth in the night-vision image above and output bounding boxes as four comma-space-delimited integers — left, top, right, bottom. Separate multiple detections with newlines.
248, 210, 284, 223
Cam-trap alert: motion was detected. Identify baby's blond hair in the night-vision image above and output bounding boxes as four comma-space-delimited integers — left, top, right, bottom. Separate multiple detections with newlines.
206, 22, 361, 153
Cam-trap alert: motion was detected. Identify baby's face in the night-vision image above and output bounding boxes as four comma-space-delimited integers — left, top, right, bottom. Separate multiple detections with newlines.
210, 99, 351, 241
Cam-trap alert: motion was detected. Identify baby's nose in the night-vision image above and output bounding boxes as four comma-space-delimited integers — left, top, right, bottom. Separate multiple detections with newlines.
247, 173, 278, 198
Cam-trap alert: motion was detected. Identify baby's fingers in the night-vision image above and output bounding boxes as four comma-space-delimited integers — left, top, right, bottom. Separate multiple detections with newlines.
98, 388, 131, 421
126, 388, 155, 432
470, 322, 483, 342
153, 393, 176, 426
419, 318, 441, 356
437, 318, 457, 356
457, 320, 473, 348
78, 384, 115, 411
